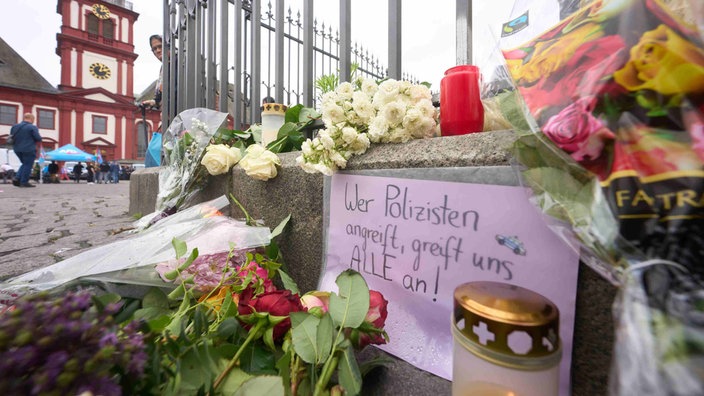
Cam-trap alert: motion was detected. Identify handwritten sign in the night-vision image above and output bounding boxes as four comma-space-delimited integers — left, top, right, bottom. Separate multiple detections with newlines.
320, 173, 579, 395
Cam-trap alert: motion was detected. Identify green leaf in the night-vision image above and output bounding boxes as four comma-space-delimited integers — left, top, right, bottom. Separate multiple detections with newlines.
172, 238, 188, 258
278, 269, 300, 295
217, 318, 241, 339
329, 270, 370, 328
233, 376, 285, 396
178, 344, 224, 393
178, 248, 200, 272
217, 367, 252, 395
285, 104, 304, 123
270, 214, 291, 240
338, 345, 363, 396
240, 343, 277, 374
146, 314, 173, 332
299, 107, 321, 125
142, 287, 170, 309
275, 348, 293, 395
291, 312, 321, 364
112, 299, 141, 324
92, 293, 121, 311
316, 313, 334, 364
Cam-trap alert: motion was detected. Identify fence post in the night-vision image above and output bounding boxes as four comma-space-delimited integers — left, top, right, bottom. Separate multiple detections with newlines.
339, 0, 351, 82
456, 0, 472, 65
219, 0, 229, 116
388, 0, 401, 79
302, 0, 314, 107
275, 0, 285, 103
251, 0, 262, 124
233, 0, 243, 128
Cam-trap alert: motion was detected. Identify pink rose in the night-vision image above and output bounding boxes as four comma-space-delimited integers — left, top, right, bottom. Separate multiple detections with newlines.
543, 97, 615, 162
347, 290, 389, 349
300, 291, 330, 315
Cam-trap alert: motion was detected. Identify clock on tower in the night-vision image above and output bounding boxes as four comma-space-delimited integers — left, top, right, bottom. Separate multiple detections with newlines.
89, 62, 112, 80
91, 4, 111, 20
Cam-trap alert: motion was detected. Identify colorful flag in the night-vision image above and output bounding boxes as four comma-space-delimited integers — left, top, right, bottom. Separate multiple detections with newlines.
38, 146, 46, 164
96, 149, 103, 164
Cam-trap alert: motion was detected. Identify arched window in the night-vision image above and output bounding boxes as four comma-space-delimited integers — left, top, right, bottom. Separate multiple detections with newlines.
103, 19, 114, 40
86, 14, 99, 35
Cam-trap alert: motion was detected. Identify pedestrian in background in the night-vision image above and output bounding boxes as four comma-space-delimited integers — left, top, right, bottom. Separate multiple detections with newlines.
72, 162, 84, 183
10, 113, 42, 187
86, 162, 95, 184
0, 163, 14, 184
48, 160, 60, 183
99, 161, 110, 184
110, 161, 120, 183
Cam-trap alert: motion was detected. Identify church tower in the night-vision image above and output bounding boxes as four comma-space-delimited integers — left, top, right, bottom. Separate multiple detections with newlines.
53, 0, 142, 161
56, 0, 138, 97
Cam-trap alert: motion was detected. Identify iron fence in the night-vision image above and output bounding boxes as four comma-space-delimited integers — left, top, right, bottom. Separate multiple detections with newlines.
160, 0, 422, 131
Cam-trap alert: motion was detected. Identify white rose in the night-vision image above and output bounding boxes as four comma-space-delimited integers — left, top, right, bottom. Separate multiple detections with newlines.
322, 103, 346, 125
367, 116, 389, 142
336, 82, 355, 100
319, 131, 335, 150
201, 144, 242, 175
239, 144, 281, 181
382, 101, 406, 127
409, 84, 432, 102
341, 126, 359, 145
361, 78, 379, 97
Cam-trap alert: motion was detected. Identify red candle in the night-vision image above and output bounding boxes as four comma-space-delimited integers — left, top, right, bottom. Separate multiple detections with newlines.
440, 65, 484, 135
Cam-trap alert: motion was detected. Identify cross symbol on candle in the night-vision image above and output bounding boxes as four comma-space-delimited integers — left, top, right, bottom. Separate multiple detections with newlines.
473, 321, 495, 345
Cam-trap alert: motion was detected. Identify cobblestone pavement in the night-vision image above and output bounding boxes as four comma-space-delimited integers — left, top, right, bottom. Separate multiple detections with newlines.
0, 180, 137, 281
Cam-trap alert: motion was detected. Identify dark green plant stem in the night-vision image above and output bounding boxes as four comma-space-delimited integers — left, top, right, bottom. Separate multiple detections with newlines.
212, 320, 266, 391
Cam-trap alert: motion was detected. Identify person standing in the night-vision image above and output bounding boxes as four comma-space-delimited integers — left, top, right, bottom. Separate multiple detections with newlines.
48, 160, 60, 183
0, 163, 14, 184
99, 161, 110, 184
141, 35, 164, 109
86, 162, 95, 184
72, 161, 84, 183
108, 161, 119, 183
10, 113, 42, 187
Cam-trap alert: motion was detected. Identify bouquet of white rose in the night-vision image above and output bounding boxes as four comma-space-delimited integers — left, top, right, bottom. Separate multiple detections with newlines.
297, 77, 439, 176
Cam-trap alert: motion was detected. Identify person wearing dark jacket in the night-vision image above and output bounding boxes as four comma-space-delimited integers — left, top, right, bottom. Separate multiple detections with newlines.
72, 162, 84, 183
10, 113, 42, 187
48, 160, 60, 183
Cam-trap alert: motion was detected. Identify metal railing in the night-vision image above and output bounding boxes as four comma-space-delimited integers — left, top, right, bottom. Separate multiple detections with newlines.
159, 0, 424, 131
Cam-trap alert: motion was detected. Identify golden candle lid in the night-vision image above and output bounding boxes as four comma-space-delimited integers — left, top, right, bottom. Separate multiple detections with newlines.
454, 281, 560, 361
260, 103, 287, 114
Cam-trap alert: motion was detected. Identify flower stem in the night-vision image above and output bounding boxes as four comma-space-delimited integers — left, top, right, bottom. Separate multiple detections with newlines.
313, 353, 339, 396
212, 321, 266, 391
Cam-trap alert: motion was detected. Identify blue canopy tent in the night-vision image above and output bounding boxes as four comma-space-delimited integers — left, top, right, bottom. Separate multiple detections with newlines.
44, 144, 96, 162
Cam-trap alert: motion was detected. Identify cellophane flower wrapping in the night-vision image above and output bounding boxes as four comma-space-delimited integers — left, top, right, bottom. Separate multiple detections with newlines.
145, 108, 229, 227
0, 195, 271, 308
501, 0, 704, 394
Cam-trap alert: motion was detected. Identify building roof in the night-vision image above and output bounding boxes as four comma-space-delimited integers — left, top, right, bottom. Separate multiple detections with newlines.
0, 37, 57, 94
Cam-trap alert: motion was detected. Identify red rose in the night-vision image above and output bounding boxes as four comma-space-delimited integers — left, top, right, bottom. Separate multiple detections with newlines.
365, 290, 388, 329
347, 290, 389, 349
238, 289, 304, 340
519, 35, 627, 123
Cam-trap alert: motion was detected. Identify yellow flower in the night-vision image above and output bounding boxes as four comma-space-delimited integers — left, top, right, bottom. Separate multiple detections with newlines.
613, 24, 704, 95
511, 22, 604, 84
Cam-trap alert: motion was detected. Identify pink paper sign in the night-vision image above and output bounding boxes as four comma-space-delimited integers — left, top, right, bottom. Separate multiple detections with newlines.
321, 173, 579, 395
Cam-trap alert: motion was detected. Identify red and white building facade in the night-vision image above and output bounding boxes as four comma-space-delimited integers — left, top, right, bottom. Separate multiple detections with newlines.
0, 0, 160, 162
